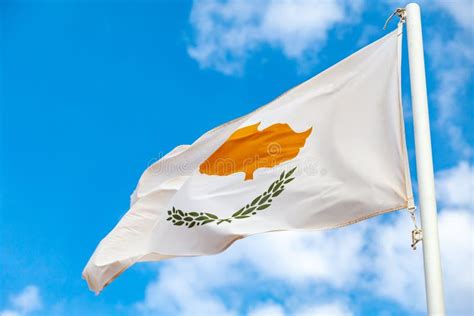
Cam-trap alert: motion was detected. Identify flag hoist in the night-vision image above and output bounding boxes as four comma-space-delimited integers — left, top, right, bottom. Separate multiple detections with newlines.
83, 3, 445, 314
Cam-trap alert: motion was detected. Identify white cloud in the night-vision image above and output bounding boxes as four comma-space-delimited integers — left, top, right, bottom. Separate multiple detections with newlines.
247, 300, 352, 316
367, 161, 474, 314
427, 35, 473, 158
368, 213, 426, 311
10, 286, 42, 314
0, 286, 42, 316
136, 224, 366, 315
367, 208, 474, 314
240, 225, 368, 289
137, 260, 237, 316
436, 161, 474, 209
437, 209, 474, 314
295, 302, 353, 316
386, 0, 473, 34
387, 0, 474, 158
0, 311, 21, 316
187, 0, 364, 75
188, 0, 472, 159
434, 161, 474, 313
423, 1, 474, 158
432, 0, 474, 32
248, 303, 284, 316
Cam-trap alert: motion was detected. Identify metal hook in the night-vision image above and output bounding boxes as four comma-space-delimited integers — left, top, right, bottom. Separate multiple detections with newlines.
384, 8, 406, 30
411, 228, 423, 250
407, 205, 423, 250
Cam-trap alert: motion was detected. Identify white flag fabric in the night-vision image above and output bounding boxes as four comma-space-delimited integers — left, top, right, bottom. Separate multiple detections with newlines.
83, 27, 413, 293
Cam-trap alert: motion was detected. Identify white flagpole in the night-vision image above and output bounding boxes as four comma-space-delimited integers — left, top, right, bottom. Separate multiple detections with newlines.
405, 3, 445, 315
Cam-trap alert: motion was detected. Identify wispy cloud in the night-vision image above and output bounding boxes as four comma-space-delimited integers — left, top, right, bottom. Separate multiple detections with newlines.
377, 0, 474, 158
428, 33, 473, 158
365, 161, 474, 313
188, 0, 473, 159
295, 302, 353, 316
425, 0, 474, 158
0, 286, 42, 316
436, 161, 474, 209
135, 223, 366, 314
248, 303, 284, 316
432, 0, 473, 32
187, 0, 363, 75
247, 301, 354, 316
366, 214, 425, 311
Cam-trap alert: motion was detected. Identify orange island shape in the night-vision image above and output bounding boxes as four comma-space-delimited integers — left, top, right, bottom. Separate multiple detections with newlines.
199, 122, 312, 181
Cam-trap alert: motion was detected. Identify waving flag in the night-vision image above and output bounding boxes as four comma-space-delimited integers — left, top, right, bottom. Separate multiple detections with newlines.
83, 27, 413, 293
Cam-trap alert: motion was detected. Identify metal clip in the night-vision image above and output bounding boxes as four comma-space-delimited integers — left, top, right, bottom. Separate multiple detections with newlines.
407, 205, 417, 225
411, 228, 423, 250
384, 8, 406, 30
407, 204, 423, 250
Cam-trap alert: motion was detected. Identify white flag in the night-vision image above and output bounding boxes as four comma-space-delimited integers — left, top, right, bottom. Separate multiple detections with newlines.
83, 27, 413, 293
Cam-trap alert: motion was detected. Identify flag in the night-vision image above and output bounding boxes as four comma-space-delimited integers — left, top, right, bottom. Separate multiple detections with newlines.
83, 27, 413, 293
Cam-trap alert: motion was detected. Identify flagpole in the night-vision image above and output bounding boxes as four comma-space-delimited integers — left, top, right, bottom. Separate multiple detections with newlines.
405, 3, 445, 315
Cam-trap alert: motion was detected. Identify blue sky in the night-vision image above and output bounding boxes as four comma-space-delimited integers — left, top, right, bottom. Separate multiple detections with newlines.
1, 1, 472, 315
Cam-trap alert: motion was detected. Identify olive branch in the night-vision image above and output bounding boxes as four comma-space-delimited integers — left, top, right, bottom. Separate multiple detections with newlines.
166, 167, 297, 228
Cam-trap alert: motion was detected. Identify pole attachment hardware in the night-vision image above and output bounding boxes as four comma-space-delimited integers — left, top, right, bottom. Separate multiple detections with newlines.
412, 227, 423, 250
407, 205, 423, 250
384, 8, 406, 30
